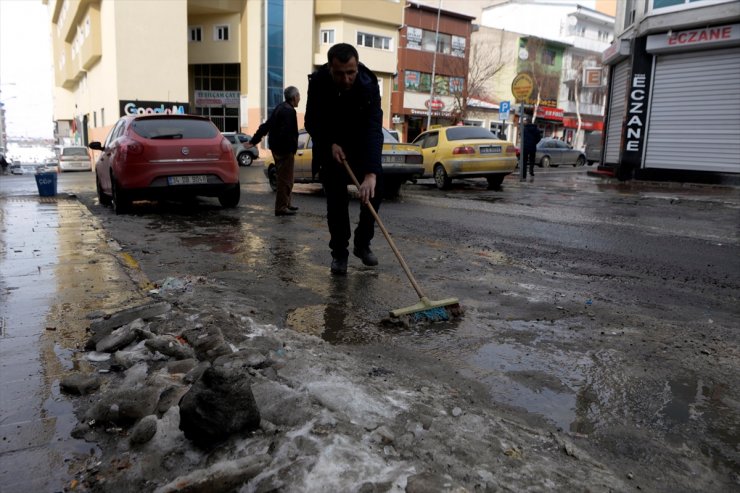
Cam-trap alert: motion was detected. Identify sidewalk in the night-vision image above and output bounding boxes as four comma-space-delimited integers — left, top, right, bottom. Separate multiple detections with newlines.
0, 192, 148, 491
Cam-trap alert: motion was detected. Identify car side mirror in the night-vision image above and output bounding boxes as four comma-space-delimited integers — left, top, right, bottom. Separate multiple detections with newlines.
89, 141, 103, 151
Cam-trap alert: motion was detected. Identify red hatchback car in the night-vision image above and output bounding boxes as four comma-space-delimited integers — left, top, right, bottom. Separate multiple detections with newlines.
89, 114, 240, 214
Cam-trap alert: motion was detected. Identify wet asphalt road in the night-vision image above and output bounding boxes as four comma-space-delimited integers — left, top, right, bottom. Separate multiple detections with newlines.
2, 164, 739, 490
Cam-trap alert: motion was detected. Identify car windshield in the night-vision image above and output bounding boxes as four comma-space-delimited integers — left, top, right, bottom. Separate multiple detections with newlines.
62, 147, 89, 156
132, 118, 219, 139
445, 126, 497, 141
382, 128, 399, 143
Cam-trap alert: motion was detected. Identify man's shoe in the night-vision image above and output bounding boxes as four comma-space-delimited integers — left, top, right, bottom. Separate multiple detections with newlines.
528, 176, 534, 183
288, 205, 299, 211
330, 257, 348, 275
353, 247, 378, 266
275, 209, 296, 216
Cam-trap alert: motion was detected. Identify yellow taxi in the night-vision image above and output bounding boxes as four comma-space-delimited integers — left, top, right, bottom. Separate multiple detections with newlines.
410, 125, 517, 190
263, 128, 424, 199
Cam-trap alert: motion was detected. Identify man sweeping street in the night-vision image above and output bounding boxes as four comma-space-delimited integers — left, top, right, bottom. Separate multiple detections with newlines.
305, 43, 384, 275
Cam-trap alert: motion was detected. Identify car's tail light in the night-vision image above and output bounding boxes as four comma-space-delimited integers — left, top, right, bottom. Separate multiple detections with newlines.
221, 138, 232, 154
505, 145, 517, 155
453, 146, 475, 155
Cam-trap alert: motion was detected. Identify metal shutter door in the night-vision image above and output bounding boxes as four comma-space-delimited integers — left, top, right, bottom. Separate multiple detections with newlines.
604, 61, 630, 164
645, 47, 740, 172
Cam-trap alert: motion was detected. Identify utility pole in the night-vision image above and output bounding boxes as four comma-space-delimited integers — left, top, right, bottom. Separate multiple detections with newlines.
426, 0, 442, 131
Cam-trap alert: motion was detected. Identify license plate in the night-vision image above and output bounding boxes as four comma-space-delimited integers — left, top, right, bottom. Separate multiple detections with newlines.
382, 155, 405, 164
479, 146, 502, 154
168, 175, 208, 185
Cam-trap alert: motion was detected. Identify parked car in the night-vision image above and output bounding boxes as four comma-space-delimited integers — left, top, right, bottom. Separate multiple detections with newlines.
58, 146, 92, 172
89, 114, 240, 214
535, 138, 587, 168
410, 125, 517, 190
263, 128, 424, 199
222, 131, 259, 167
584, 131, 603, 165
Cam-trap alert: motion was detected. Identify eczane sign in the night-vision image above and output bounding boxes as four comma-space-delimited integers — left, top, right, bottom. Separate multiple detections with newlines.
646, 23, 740, 54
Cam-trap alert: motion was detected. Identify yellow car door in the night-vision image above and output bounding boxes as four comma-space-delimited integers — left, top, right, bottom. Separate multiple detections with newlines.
417, 131, 440, 177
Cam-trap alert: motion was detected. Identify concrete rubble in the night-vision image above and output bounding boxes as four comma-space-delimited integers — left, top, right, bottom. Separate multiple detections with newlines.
57, 279, 632, 493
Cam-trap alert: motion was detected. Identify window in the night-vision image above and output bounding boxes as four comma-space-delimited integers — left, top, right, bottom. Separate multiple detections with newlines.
542, 49, 556, 65
214, 25, 229, 41
598, 30, 610, 41
450, 77, 464, 94
298, 132, 310, 150
320, 29, 334, 44
421, 30, 451, 54
189, 26, 202, 42
357, 32, 391, 51
624, 0, 636, 27
567, 85, 576, 102
101, 108, 104, 127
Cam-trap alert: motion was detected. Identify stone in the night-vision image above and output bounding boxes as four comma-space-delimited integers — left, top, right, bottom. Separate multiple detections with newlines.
178, 365, 261, 448
129, 415, 158, 445
251, 379, 313, 427
153, 454, 270, 493
166, 358, 198, 375
60, 373, 102, 395
145, 335, 196, 360
89, 302, 171, 334
85, 387, 161, 425
96, 319, 144, 353
406, 472, 462, 493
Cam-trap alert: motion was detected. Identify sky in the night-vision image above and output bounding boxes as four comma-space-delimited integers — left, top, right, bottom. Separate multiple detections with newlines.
0, 0, 54, 139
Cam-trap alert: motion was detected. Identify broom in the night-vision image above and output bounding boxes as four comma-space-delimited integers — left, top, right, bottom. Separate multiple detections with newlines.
341, 158, 462, 322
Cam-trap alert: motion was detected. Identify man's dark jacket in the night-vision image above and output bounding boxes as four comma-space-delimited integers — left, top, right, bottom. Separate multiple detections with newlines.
304, 62, 383, 180
250, 101, 298, 155
522, 123, 542, 152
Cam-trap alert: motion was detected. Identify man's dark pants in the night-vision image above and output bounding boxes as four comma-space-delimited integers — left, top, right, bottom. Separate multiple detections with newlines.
322, 167, 383, 260
523, 149, 536, 178
273, 152, 295, 213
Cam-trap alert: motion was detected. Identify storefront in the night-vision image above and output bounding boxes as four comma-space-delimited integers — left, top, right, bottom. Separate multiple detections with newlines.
601, 23, 740, 178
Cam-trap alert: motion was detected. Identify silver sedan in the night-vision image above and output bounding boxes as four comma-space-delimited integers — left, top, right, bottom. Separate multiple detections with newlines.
536, 138, 586, 167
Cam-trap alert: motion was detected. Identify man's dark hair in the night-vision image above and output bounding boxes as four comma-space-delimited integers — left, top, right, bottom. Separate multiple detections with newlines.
327, 43, 359, 64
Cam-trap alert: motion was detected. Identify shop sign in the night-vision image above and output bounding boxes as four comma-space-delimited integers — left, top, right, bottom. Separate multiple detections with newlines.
194, 90, 240, 107
425, 98, 445, 111
562, 117, 604, 131
583, 67, 603, 87
646, 23, 739, 54
625, 73, 648, 152
407, 27, 422, 49
120, 100, 187, 116
535, 106, 563, 121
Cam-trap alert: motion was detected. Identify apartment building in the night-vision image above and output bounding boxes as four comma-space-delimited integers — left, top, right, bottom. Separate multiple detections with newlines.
392, 1, 475, 142
601, 0, 740, 179
45, 0, 404, 150
480, 1, 614, 147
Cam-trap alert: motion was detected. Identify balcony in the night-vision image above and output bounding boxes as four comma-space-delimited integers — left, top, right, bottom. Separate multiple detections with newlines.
315, 0, 403, 26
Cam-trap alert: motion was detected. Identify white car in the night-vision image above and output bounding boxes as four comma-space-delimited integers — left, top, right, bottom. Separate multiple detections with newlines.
58, 146, 92, 172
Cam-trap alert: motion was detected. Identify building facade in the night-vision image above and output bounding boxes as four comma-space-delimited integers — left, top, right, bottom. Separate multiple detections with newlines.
392, 1, 475, 143
601, 0, 740, 178
45, 0, 404, 154
480, 1, 613, 148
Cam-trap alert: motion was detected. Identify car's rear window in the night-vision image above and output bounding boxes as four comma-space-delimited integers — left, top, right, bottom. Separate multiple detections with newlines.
132, 118, 219, 139
62, 147, 89, 157
445, 126, 497, 141
382, 128, 399, 143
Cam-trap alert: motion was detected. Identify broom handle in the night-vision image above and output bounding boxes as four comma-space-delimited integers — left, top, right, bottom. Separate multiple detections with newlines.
341, 158, 427, 300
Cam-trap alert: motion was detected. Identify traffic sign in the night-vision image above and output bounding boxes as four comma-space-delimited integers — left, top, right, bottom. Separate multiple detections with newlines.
499, 100, 510, 120
511, 73, 534, 102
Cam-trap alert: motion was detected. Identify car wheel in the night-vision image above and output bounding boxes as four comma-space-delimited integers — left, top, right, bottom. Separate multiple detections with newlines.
267, 165, 278, 191
238, 152, 253, 167
218, 184, 241, 208
433, 164, 451, 190
486, 175, 505, 190
111, 175, 130, 215
383, 178, 403, 199
575, 156, 586, 167
540, 156, 551, 168
96, 173, 112, 206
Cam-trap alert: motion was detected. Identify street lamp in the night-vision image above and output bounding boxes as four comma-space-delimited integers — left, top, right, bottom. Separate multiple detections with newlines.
426, 0, 442, 130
